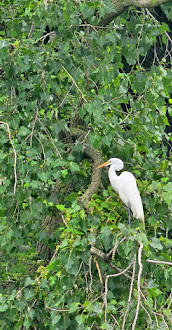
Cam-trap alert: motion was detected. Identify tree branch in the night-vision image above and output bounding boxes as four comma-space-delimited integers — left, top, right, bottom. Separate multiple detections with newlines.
99, 0, 172, 26
132, 242, 143, 330
146, 259, 172, 266
122, 254, 136, 330
69, 128, 103, 207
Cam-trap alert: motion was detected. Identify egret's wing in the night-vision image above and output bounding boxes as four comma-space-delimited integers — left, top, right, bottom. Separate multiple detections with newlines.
118, 172, 144, 224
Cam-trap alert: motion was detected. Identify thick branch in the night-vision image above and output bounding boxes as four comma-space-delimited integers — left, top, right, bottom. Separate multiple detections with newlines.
99, 0, 172, 26
69, 128, 103, 207
80, 145, 103, 206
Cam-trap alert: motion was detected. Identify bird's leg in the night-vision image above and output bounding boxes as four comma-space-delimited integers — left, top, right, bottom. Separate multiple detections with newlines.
127, 206, 131, 227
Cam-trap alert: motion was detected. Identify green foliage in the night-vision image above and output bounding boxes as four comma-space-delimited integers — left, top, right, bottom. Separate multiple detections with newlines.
0, 0, 172, 328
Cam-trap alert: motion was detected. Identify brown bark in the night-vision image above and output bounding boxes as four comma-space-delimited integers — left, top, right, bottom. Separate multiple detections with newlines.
99, 0, 172, 26
70, 128, 103, 207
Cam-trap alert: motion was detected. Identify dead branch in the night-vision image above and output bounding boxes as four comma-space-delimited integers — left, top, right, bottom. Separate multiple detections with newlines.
91, 237, 126, 261
146, 259, 172, 266
94, 257, 103, 287
104, 261, 134, 323
122, 254, 136, 329
132, 242, 143, 330
99, 0, 172, 27
90, 240, 132, 281
0, 121, 17, 194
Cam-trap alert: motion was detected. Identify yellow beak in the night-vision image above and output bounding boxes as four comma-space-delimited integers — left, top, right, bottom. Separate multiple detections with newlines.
96, 160, 110, 169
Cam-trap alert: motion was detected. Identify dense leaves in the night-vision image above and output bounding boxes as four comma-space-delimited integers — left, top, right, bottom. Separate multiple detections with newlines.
0, 0, 172, 329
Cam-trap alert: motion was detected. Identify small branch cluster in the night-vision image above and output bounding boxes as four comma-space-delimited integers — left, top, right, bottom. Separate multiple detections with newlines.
91, 239, 172, 328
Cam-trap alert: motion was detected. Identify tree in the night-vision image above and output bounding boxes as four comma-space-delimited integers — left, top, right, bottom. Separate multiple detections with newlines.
0, 0, 172, 329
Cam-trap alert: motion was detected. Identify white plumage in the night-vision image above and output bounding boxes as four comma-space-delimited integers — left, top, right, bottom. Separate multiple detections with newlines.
97, 158, 145, 228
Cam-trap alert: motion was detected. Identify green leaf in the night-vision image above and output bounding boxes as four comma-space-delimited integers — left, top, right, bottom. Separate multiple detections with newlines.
75, 313, 85, 325
56, 204, 66, 211
160, 22, 170, 33
0, 304, 8, 312
69, 302, 80, 313
150, 238, 163, 250
148, 287, 162, 298
69, 162, 80, 172
38, 172, 48, 182
51, 311, 61, 326
99, 227, 113, 251
162, 182, 172, 206
61, 169, 68, 178
18, 126, 30, 136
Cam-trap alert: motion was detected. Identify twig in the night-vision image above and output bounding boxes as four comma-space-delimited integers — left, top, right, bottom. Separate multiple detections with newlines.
35, 31, 55, 44
140, 302, 153, 327
141, 292, 159, 327
111, 314, 120, 327
37, 118, 62, 159
90, 244, 132, 281
33, 134, 46, 163
61, 214, 67, 226
132, 242, 143, 330
113, 237, 126, 259
167, 291, 172, 309
89, 256, 93, 292
91, 237, 126, 261
28, 21, 35, 38
49, 244, 61, 263
25, 106, 39, 146
94, 257, 103, 286
47, 307, 69, 312
146, 259, 172, 266
30, 107, 39, 147
136, 9, 146, 68
122, 254, 136, 330
0, 121, 17, 194
62, 65, 87, 103
58, 83, 74, 108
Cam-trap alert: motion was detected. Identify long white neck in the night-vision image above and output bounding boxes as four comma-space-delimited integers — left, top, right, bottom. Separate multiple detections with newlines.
108, 165, 120, 193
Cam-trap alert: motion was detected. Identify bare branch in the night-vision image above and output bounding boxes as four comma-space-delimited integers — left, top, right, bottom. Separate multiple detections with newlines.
132, 242, 143, 330
147, 259, 172, 266
47, 307, 69, 312
94, 257, 103, 286
0, 121, 17, 194
104, 261, 134, 322
122, 254, 136, 330
28, 21, 35, 38
62, 65, 87, 103
35, 31, 55, 44
91, 237, 126, 262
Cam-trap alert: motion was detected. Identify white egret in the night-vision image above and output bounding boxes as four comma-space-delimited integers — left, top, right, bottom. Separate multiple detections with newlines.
97, 158, 145, 229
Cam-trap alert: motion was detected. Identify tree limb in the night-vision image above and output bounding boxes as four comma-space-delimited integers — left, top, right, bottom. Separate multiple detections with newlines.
99, 0, 172, 26
69, 128, 103, 207
132, 242, 143, 330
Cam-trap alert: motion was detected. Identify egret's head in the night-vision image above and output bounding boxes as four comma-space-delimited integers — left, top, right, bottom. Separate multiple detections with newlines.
96, 158, 124, 171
